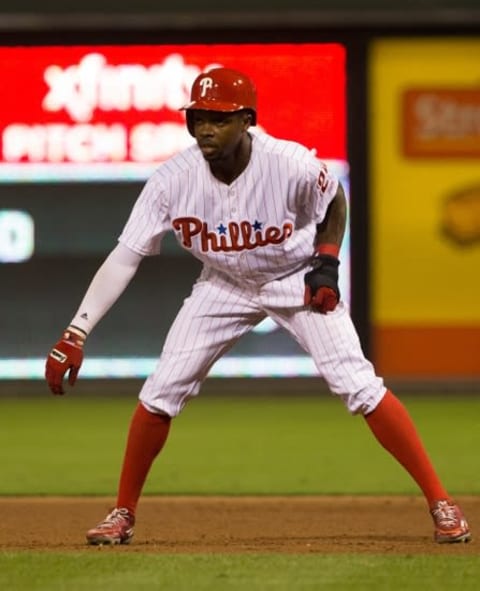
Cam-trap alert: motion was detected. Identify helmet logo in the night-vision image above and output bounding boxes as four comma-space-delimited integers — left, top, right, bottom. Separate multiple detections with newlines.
199, 77, 214, 97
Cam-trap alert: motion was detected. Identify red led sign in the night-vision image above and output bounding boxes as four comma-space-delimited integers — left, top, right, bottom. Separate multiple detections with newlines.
0, 44, 346, 180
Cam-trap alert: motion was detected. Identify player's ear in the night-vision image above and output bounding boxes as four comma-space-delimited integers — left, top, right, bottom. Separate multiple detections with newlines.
241, 110, 252, 129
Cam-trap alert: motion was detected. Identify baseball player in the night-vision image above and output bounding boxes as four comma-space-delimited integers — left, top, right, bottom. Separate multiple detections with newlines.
45, 67, 470, 545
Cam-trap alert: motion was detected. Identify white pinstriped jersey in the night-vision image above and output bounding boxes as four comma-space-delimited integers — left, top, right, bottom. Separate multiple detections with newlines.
119, 130, 339, 286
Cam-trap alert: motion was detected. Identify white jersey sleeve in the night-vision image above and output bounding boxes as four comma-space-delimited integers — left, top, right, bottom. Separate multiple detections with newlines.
295, 154, 339, 224
118, 173, 171, 256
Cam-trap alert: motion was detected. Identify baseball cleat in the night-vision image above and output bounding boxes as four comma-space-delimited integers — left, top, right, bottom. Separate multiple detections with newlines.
430, 500, 471, 543
86, 507, 135, 545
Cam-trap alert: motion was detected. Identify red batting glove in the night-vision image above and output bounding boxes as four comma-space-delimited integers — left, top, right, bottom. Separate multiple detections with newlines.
45, 326, 86, 395
304, 285, 339, 313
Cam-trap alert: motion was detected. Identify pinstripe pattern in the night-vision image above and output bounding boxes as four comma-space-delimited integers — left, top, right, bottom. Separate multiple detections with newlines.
140, 267, 385, 417
258, 270, 385, 415
119, 130, 337, 286
124, 129, 384, 417
140, 275, 266, 416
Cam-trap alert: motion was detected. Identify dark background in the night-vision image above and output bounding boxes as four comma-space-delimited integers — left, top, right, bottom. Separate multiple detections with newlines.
0, 1, 478, 377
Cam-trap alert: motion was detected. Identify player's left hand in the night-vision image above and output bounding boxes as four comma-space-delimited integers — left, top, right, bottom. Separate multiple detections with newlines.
45, 327, 86, 395
304, 254, 340, 313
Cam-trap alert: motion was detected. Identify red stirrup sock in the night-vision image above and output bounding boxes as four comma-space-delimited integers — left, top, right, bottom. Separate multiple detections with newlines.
364, 390, 449, 506
116, 402, 171, 515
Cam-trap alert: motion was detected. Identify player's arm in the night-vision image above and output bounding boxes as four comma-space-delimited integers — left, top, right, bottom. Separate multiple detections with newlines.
304, 182, 347, 313
313, 181, 347, 251
45, 243, 144, 395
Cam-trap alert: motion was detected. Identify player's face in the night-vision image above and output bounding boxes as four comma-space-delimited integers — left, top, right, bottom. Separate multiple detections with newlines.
191, 110, 250, 161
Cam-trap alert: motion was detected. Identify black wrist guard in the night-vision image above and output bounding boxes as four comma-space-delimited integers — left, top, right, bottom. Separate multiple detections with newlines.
304, 254, 340, 299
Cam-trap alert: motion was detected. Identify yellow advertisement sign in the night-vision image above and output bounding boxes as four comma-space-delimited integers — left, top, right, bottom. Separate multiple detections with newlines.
370, 39, 480, 377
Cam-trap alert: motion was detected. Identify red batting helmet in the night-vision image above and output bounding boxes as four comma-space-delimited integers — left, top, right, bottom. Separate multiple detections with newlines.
181, 67, 257, 136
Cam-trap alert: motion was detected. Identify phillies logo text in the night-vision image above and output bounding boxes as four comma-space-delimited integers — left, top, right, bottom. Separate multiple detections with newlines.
172, 216, 294, 252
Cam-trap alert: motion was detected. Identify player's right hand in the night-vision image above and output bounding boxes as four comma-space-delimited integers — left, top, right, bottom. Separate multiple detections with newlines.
45, 326, 86, 395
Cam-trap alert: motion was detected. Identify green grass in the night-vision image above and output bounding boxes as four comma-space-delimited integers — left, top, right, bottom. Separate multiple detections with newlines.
1, 553, 479, 591
1, 390, 479, 591
0, 392, 479, 495
0, 388, 480, 591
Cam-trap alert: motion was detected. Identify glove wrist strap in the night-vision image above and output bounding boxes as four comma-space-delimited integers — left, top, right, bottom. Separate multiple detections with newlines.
64, 325, 87, 346
314, 243, 340, 258
68, 324, 87, 337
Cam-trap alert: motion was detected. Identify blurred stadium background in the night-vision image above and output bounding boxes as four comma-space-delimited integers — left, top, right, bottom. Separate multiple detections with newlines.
0, 0, 479, 395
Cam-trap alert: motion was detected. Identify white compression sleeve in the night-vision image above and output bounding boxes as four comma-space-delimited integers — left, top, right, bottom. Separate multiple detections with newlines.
69, 243, 144, 335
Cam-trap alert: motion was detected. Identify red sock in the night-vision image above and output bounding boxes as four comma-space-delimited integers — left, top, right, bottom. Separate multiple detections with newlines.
365, 390, 449, 506
116, 402, 171, 515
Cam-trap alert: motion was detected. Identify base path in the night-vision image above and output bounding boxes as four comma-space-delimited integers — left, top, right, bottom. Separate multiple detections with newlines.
1, 496, 479, 554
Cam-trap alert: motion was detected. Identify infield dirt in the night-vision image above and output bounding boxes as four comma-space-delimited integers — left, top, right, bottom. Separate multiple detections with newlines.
1, 495, 479, 554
